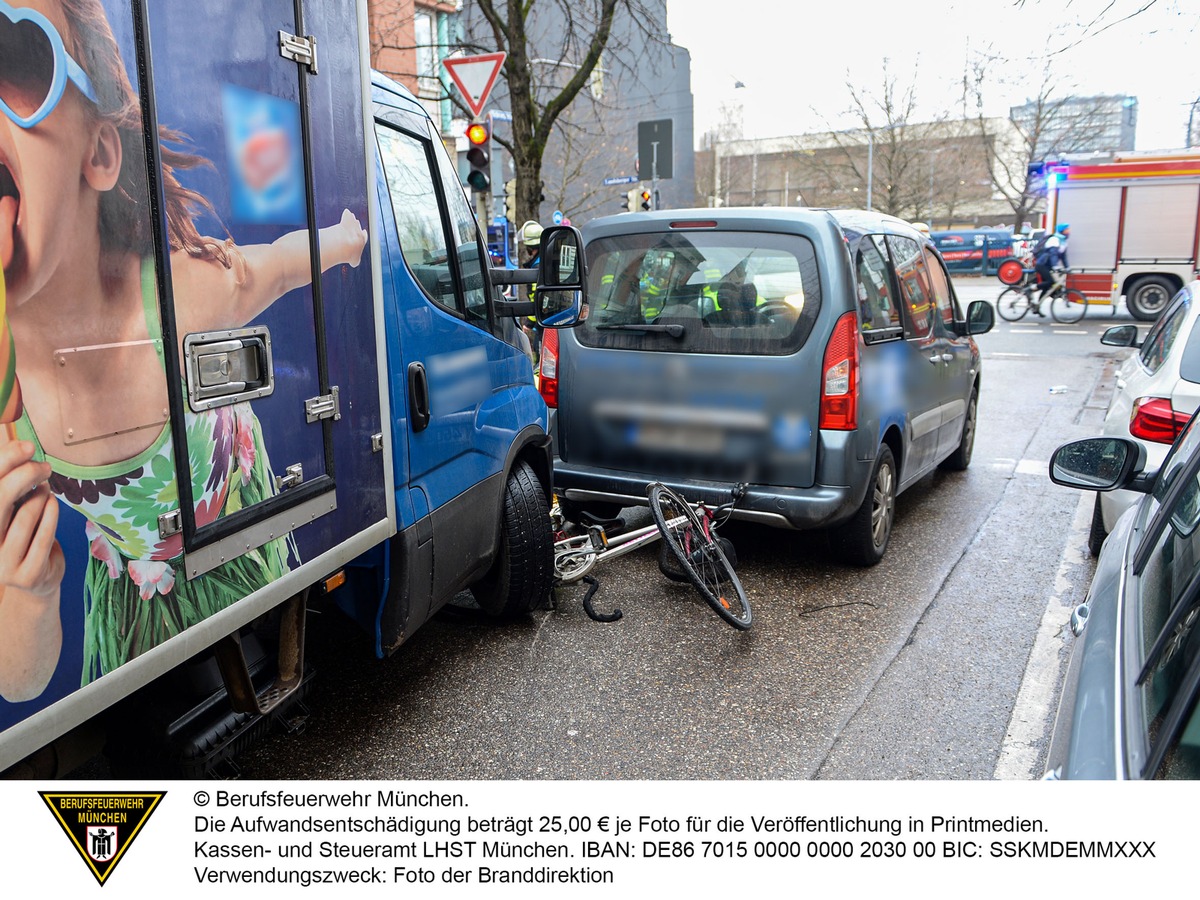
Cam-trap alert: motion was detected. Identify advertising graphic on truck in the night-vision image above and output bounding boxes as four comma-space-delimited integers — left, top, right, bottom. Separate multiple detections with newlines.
1046, 154, 1200, 320
0, 0, 584, 776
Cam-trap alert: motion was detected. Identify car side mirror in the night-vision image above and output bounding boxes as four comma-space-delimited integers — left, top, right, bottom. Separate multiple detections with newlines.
1049, 436, 1149, 492
534, 225, 588, 328
1101, 324, 1141, 348
964, 299, 994, 335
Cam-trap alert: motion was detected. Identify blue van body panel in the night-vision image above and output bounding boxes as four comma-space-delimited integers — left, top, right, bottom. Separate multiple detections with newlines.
348, 72, 548, 648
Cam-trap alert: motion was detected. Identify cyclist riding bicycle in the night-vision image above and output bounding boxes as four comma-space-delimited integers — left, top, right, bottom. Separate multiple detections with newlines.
1033, 223, 1071, 315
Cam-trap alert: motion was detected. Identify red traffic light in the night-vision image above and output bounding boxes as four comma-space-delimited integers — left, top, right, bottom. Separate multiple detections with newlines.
640, 189, 652, 211
466, 121, 490, 145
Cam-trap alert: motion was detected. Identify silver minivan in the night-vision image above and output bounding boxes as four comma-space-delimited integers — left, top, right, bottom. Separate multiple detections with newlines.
544, 208, 995, 565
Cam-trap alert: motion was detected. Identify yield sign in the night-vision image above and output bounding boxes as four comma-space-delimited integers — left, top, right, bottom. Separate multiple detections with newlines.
443, 52, 507, 119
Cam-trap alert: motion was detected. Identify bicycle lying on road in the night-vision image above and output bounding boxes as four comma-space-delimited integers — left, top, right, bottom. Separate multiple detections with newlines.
552, 482, 752, 630
994, 260, 1087, 324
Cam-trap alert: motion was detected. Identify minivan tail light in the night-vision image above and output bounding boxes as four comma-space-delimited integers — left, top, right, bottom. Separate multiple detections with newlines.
820, 311, 860, 430
1129, 397, 1190, 444
538, 327, 559, 408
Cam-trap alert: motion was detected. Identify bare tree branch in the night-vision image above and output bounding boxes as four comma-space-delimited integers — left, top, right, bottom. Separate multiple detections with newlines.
455, 0, 664, 228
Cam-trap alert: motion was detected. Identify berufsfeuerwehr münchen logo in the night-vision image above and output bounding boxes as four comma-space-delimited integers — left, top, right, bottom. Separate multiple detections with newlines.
40, 792, 165, 886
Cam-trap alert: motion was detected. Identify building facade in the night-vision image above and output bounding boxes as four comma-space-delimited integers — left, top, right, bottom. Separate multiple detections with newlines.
1009, 94, 1138, 159
695, 118, 1028, 229
368, 0, 460, 134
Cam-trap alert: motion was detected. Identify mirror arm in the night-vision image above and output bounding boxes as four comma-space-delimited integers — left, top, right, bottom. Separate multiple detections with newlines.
494, 299, 536, 317
1129, 471, 1158, 494
491, 267, 538, 286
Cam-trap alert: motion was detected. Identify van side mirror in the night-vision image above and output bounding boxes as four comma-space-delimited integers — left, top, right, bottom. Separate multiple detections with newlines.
963, 299, 994, 335
534, 225, 588, 328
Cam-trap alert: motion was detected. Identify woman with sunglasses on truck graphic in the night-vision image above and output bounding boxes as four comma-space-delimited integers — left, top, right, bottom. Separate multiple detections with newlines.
0, 0, 367, 701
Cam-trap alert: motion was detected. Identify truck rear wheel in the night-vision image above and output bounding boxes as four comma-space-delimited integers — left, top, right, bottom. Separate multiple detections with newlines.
1126, 276, 1175, 321
471, 461, 554, 618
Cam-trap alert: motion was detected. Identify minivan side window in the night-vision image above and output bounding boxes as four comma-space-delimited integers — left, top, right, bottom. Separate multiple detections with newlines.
855, 238, 901, 334
886, 235, 934, 338
922, 247, 960, 330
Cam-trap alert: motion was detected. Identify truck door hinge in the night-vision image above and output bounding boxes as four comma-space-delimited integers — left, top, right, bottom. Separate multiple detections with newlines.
305, 386, 340, 423
158, 509, 182, 540
371, 433, 385, 453
279, 31, 318, 74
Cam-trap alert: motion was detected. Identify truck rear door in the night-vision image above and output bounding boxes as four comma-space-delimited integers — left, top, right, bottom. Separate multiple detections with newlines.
148, 0, 367, 580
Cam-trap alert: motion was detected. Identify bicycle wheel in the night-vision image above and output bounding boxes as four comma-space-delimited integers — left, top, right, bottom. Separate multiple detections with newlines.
1050, 288, 1087, 324
996, 287, 1030, 321
647, 484, 752, 629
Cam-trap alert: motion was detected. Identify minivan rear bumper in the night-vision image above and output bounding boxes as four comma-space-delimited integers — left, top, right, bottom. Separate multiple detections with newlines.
552, 457, 871, 531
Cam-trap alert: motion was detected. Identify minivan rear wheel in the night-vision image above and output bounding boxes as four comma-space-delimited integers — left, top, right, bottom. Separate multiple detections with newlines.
939, 389, 977, 472
830, 445, 896, 567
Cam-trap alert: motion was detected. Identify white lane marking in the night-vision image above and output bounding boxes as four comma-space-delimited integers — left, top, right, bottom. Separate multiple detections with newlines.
1015, 459, 1047, 476
994, 491, 1093, 779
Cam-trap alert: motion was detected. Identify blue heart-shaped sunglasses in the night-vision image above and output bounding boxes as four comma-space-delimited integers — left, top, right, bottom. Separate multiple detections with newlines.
0, 0, 98, 128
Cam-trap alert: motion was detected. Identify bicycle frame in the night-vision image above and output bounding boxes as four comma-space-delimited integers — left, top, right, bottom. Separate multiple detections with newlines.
553, 511, 691, 584
550, 479, 750, 626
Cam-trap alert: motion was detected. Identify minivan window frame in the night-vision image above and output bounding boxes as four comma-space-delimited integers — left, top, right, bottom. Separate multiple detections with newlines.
884, 234, 935, 340
854, 235, 904, 343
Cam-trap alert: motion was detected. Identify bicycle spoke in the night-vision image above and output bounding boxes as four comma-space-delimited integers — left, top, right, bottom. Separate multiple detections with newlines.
647, 484, 752, 629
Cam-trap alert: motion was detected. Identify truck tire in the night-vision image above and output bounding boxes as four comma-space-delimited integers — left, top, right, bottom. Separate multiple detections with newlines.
829, 445, 896, 567
471, 461, 554, 618
1126, 276, 1175, 321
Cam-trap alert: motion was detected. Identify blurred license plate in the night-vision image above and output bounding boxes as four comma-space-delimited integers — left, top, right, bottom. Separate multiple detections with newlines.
633, 423, 725, 454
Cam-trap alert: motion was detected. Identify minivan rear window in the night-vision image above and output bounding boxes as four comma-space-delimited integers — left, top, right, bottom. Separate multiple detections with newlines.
578, 231, 821, 355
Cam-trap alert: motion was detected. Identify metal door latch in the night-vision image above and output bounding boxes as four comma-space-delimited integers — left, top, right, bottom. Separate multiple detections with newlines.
158, 509, 182, 540
185, 327, 275, 411
279, 32, 318, 74
305, 387, 341, 423
276, 463, 303, 492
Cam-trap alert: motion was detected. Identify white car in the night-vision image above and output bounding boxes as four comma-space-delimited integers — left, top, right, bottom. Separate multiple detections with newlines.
1091, 281, 1200, 554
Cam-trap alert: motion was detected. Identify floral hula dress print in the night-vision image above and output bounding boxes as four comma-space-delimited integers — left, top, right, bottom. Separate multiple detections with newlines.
14, 262, 296, 685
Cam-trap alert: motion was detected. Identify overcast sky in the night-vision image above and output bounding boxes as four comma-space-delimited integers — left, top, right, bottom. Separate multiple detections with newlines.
665, 0, 1200, 152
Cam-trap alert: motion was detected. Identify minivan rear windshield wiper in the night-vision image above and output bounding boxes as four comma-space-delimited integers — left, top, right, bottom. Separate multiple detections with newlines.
596, 323, 686, 338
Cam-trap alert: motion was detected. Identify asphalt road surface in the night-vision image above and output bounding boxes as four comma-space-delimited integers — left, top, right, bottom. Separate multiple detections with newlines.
228, 276, 1135, 781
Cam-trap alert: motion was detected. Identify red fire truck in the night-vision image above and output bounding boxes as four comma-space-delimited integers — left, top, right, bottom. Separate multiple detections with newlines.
1046, 154, 1200, 320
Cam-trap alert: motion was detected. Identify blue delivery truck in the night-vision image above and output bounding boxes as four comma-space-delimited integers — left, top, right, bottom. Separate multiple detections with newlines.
0, 0, 582, 776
